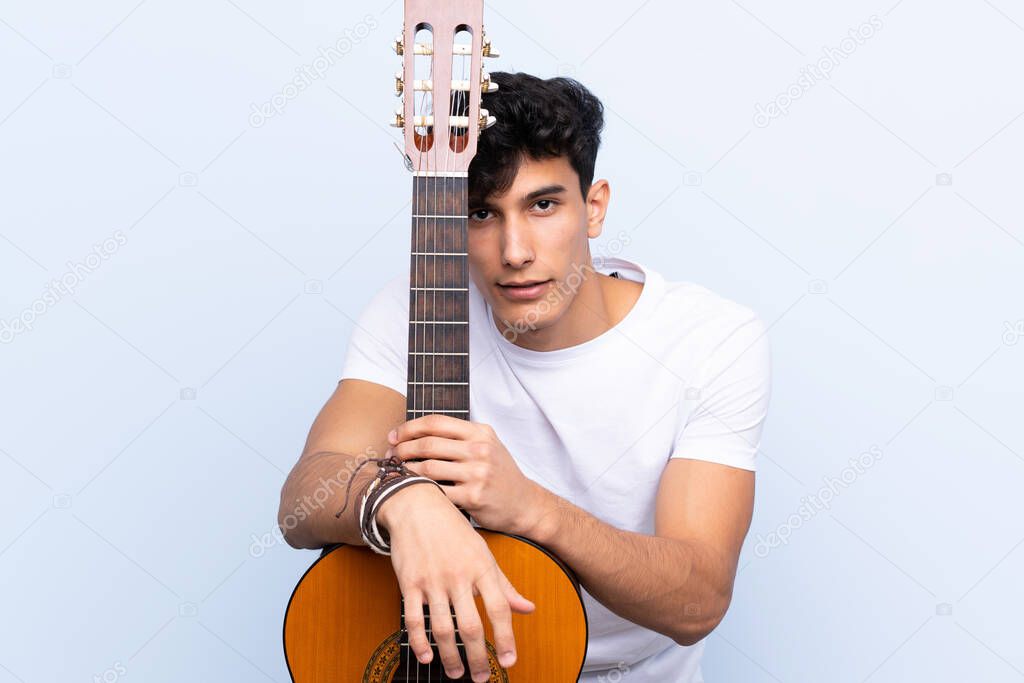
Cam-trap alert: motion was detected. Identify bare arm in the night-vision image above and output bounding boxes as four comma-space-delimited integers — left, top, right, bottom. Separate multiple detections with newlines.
527, 458, 754, 645
277, 378, 406, 549
279, 381, 532, 681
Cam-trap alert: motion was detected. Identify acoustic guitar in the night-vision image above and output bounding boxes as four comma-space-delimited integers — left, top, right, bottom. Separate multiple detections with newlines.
282, 1, 588, 680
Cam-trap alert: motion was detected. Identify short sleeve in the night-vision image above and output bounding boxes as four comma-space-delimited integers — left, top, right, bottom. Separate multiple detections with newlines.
670, 310, 772, 471
338, 273, 408, 397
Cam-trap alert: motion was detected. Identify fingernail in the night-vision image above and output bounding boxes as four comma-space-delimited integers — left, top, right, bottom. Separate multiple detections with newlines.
387, 429, 397, 443
499, 651, 516, 667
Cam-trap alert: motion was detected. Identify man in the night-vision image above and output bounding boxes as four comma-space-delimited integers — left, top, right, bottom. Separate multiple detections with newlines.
278, 72, 771, 682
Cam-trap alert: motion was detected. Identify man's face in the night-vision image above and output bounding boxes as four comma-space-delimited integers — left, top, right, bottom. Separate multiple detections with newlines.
467, 154, 609, 340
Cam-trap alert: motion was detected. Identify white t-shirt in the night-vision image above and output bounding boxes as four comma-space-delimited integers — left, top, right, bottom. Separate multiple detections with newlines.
339, 256, 772, 682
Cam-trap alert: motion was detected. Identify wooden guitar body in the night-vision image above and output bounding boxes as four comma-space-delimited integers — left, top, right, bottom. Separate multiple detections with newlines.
283, 529, 588, 681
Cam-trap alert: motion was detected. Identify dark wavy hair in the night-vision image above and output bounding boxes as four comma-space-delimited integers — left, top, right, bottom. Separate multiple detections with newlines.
468, 71, 605, 206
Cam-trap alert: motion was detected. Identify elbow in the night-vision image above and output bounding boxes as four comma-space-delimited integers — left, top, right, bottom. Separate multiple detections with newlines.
277, 507, 305, 550
277, 487, 316, 550
278, 518, 306, 550
671, 602, 728, 647
672, 626, 714, 647
278, 510, 322, 550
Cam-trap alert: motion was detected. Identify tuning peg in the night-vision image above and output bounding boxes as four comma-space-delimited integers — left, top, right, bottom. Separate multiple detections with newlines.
479, 108, 497, 130
481, 70, 499, 93
392, 35, 404, 55
482, 35, 499, 58
394, 71, 404, 96
390, 106, 404, 128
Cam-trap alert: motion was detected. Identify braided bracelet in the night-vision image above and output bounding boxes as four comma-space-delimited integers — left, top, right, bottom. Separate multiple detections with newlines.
361, 474, 443, 555
333, 453, 446, 555
357, 476, 390, 554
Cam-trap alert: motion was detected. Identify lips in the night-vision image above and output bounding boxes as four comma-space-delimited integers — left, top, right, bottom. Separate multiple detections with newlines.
497, 279, 552, 301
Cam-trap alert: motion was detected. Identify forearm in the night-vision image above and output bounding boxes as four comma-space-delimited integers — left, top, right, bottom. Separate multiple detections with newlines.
526, 487, 734, 645
277, 450, 377, 549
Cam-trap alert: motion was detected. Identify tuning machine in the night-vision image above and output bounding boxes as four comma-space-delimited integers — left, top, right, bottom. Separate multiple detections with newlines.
481, 70, 498, 93
482, 33, 499, 58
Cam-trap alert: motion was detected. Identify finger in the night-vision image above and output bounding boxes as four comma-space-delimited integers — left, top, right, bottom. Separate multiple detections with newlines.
476, 566, 518, 670
402, 590, 433, 666
392, 414, 476, 445
393, 435, 470, 464
403, 458, 467, 483
426, 591, 464, 679
496, 567, 536, 614
451, 584, 492, 682
435, 481, 462, 507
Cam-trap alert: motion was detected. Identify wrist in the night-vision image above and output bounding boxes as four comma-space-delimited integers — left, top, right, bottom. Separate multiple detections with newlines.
522, 483, 561, 544
376, 480, 448, 532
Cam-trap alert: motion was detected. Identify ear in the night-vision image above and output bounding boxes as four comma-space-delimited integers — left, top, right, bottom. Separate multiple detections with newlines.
585, 179, 611, 239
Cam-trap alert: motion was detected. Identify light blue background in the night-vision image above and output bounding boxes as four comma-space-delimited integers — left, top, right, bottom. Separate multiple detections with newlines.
2, 1, 1023, 681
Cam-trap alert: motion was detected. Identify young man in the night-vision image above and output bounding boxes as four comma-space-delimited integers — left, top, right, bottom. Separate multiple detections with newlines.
279, 72, 771, 682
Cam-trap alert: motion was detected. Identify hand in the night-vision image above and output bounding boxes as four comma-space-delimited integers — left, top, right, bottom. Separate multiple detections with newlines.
387, 414, 553, 536
377, 483, 536, 682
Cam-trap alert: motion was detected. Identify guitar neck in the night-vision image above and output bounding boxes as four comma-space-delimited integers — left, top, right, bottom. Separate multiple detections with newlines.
407, 174, 471, 422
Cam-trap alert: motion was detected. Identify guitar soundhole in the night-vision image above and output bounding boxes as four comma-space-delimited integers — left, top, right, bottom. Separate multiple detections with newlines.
362, 630, 509, 682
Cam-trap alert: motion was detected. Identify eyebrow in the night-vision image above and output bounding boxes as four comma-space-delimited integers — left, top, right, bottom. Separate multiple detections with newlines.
471, 184, 567, 209
522, 184, 567, 202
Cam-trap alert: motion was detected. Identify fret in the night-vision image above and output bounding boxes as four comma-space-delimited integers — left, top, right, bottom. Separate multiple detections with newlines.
407, 409, 469, 414
408, 326, 466, 350
408, 381, 469, 385
411, 251, 467, 256
409, 352, 468, 358
409, 290, 467, 321
411, 287, 468, 291
412, 214, 467, 219
407, 358, 468, 383
408, 266, 468, 289
412, 176, 466, 216
409, 320, 468, 324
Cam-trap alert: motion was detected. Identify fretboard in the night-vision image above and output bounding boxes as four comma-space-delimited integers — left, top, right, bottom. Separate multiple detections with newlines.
407, 174, 470, 421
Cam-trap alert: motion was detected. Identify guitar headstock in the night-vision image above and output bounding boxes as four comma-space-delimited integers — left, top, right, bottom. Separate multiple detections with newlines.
390, 0, 500, 175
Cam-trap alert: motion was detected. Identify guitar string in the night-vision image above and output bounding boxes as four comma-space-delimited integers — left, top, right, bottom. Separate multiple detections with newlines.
432, 27, 468, 681
407, 25, 477, 682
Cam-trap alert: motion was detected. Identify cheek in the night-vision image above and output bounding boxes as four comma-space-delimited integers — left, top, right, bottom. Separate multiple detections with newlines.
467, 233, 495, 269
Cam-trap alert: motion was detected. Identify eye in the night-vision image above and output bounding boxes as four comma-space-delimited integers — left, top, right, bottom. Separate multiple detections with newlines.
534, 199, 557, 212
469, 209, 491, 222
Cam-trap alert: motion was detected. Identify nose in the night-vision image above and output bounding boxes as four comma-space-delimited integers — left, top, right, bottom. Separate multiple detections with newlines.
500, 218, 535, 269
